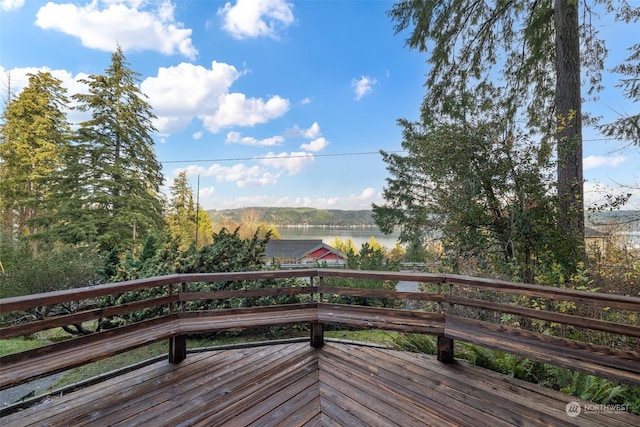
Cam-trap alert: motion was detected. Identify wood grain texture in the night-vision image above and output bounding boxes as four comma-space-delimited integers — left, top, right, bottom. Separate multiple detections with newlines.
3, 342, 638, 427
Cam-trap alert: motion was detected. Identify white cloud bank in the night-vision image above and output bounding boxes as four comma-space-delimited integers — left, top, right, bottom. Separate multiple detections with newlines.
141, 61, 290, 135
583, 155, 627, 170
35, 0, 197, 59
218, 0, 295, 39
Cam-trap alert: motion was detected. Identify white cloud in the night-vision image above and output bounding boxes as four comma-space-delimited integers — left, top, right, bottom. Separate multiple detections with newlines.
178, 163, 282, 188
583, 155, 627, 170
352, 75, 377, 100
300, 97, 311, 105
203, 93, 289, 132
286, 122, 321, 139
193, 131, 204, 140
218, 0, 294, 39
225, 131, 284, 147
141, 61, 289, 135
300, 137, 329, 152
35, 0, 197, 59
259, 151, 314, 175
1, 0, 24, 11
313, 187, 380, 209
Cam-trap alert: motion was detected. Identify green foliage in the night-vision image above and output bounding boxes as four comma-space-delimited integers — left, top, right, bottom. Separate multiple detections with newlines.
0, 337, 49, 357
374, 120, 569, 281
324, 242, 401, 307
167, 171, 214, 250
599, 42, 640, 145
0, 236, 102, 298
385, 1, 639, 268
98, 227, 305, 327
0, 71, 72, 237
39, 47, 165, 253
391, 333, 437, 354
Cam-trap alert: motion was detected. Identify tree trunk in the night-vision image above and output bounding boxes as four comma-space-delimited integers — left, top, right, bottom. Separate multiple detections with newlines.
554, 0, 585, 265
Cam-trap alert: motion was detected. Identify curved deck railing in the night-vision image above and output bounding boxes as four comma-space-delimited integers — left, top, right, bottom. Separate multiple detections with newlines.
1, 269, 639, 391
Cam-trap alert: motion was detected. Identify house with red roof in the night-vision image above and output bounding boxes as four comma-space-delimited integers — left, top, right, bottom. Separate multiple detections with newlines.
264, 239, 347, 266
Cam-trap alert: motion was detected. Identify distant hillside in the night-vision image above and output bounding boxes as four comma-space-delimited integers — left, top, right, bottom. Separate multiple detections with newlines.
586, 210, 640, 230
206, 207, 639, 230
207, 207, 376, 227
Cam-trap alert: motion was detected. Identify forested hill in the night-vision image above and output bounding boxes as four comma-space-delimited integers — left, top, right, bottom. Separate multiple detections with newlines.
207, 207, 376, 226
206, 207, 640, 229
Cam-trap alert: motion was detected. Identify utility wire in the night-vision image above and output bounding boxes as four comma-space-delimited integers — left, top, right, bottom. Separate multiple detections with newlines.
159, 135, 623, 165
160, 150, 406, 164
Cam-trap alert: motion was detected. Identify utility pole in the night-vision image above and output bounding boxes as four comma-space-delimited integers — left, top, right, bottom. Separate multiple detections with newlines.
195, 175, 200, 247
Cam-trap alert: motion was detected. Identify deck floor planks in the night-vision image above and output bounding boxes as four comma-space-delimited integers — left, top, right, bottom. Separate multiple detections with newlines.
118, 344, 317, 426
354, 344, 569, 427
1, 350, 214, 427
365, 345, 637, 427
318, 361, 434, 427
190, 357, 319, 426
59, 346, 281, 426
320, 344, 513, 427
2, 341, 639, 427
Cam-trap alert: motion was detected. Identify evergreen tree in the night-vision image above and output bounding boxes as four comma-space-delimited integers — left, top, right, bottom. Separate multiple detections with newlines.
374, 120, 561, 282
0, 72, 71, 237
599, 42, 640, 145
53, 47, 165, 251
167, 171, 213, 250
386, 1, 637, 267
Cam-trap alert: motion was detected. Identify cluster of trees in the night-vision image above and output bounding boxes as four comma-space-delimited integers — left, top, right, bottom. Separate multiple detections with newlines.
1, 48, 165, 253
0, 48, 240, 298
374, 1, 639, 282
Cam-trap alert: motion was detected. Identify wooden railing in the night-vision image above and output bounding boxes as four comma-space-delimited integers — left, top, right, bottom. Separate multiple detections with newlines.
1, 269, 639, 392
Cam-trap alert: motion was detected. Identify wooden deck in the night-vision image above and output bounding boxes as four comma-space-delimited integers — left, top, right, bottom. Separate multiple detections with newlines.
3, 341, 638, 427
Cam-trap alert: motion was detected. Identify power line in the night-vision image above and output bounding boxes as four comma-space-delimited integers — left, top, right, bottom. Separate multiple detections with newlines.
159, 135, 626, 165
160, 150, 405, 164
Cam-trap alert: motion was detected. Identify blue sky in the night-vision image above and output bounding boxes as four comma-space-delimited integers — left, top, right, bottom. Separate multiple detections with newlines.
1, 0, 638, 211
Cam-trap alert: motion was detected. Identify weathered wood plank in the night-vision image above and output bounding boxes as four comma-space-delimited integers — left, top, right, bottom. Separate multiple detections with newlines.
318, 286, 444, 302
0, 316, 179, 390
447, 295, 640, 338
179, 286, 316, 302
79, 346, 285, 426
106, 345, 304, 427
0, 295, 178, 340
320, 344, 514, 427
360, 345, 639, 427
445, 315, 640, 385
3, 342, 637, 427
317, 303, 444, 334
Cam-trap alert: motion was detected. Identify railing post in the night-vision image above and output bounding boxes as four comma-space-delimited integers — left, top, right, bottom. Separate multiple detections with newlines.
169, 282, 187, 363
311, 323, 324, 348
169, 335, 187, 363
310, 273, 324, 348
437, 335, 454, 363
438, 280, 454, 363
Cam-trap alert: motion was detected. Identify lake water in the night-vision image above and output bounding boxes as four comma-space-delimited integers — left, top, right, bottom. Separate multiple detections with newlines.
277, 226, 401, 250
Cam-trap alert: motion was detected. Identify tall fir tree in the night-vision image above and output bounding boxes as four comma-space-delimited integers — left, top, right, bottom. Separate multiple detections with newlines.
51, 47, 165, 251
0, 72, 71, 237
386, 0, 638, 269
